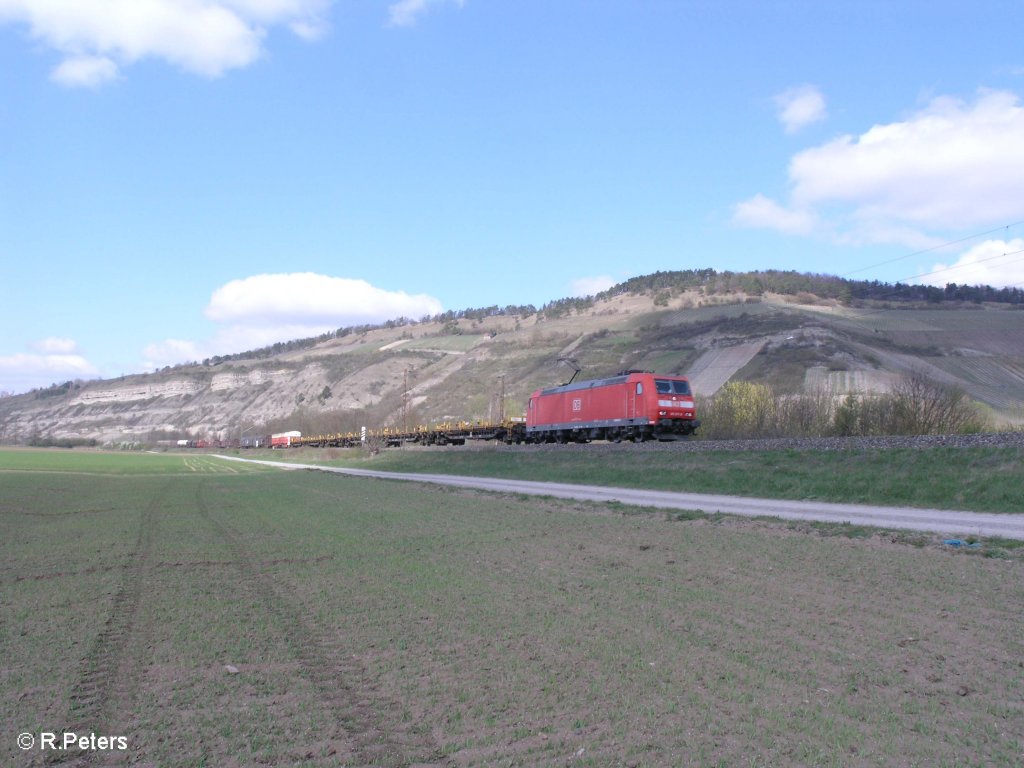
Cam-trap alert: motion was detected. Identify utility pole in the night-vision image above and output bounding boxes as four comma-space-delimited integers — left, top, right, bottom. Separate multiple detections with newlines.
402, 366, 411, 433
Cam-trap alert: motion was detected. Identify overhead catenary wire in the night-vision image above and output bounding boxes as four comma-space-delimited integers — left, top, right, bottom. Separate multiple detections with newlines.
767, 219, 1024, 326
839, 220, 1024, 279
892, 246, 1024, 287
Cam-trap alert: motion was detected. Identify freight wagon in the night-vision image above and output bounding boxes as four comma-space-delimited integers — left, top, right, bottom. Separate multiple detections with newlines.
526, 370, 699, 443
270, 431, 302, 448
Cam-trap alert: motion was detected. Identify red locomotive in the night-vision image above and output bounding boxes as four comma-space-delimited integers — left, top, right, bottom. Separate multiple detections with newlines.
525, 370, 699, 442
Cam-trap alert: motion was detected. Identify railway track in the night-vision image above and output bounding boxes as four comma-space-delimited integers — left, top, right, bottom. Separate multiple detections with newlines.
494, 430, 1024, 453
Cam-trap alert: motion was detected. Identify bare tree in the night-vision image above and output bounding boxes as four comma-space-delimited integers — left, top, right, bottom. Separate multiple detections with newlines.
888, 369, 989, 435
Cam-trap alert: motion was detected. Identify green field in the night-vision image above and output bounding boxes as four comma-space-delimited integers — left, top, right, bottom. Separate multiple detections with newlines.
2, 450, 1022, 766
0, 447, 274, 475
264, 443, 1024, 514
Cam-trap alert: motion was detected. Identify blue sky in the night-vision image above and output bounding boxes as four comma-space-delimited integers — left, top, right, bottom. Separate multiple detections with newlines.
2, 0, 1024, 394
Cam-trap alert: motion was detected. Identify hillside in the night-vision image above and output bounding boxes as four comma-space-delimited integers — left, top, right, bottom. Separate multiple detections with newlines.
3, 271, 1024, 443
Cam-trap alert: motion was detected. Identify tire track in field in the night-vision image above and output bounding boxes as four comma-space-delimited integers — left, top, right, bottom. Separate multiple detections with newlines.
193, 480, 452, 768
50, 480, 170, 766
1, 555, 334, 586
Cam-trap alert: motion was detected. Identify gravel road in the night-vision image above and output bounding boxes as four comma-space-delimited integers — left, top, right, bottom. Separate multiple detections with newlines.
217, 455, 1024, 540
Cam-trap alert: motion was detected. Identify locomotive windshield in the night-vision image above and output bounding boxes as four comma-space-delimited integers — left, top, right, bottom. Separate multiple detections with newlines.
655, 379, 691, 395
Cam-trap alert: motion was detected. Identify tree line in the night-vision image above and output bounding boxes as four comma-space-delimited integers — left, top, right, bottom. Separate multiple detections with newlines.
594, 269, 1024, 306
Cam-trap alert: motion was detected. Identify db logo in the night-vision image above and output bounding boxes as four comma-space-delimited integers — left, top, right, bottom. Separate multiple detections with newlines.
572, 398, 582, 412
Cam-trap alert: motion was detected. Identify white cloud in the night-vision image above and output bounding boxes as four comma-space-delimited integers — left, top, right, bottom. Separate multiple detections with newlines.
289, 16, 329, 41
141, 273, 445, 368
775, 84, 827, 134
142, 339, 204, 370
831, 222, 943, 251
206, 272, 443, 326
214, 323, 334, 353
51, 54, 119, 87
735, 89, 1024, 245
569, 275, 617, 297
0, 353, 97, 376
923, 238, 1024, 288
732, 193, 817, 236
0, 339, 98, 393
387, 0, 463, 28
33, 337, 79, 354
792, 89, 1024, 232
221, 0, 327, 23
388, 0, 427, 26
0, 0, 332, 85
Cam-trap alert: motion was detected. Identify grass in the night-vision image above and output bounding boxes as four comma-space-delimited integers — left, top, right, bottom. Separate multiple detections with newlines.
2, 450, 1022, 766
262, 443, 1024, 514
0, 447, 274, 475
403, 333, 485, 352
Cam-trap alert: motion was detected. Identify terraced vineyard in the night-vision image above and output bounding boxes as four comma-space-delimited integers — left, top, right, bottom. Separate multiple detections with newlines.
926, 356, 1024, 411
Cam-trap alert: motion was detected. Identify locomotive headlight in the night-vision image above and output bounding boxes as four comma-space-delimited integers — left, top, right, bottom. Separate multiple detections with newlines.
658, 398, 695, 409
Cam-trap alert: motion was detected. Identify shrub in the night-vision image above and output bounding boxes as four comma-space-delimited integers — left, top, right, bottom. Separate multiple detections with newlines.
833, 393, 860, 436
699, 381, 776, 439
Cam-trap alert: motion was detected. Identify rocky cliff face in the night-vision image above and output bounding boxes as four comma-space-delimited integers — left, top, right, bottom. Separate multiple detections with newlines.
1, 368, 298, 443
4, 290, 1023, 443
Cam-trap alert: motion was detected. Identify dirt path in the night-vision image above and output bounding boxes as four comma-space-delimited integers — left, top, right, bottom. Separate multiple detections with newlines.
215, 457, 1024, 540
